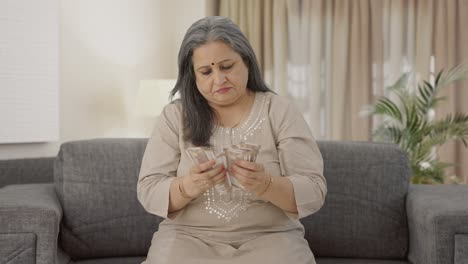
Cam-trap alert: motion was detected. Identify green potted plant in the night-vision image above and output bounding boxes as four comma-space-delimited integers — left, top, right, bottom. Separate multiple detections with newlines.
364, 63, 468, 184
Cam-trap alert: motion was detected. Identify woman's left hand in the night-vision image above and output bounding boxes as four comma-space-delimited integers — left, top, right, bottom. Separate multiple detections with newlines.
230, 160, 270, 195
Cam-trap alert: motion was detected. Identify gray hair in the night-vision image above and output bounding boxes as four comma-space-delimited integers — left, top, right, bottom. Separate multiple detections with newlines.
171, 16, 272, 146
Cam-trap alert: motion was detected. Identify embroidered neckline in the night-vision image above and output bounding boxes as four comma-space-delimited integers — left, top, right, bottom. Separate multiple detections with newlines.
204, 92, 270, 223
216, 93, 256, 129
215, 92, 260, 130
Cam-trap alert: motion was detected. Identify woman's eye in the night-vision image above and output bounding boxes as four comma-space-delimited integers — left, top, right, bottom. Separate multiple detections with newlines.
221, 64, 233, 71
201, 70, 211, 76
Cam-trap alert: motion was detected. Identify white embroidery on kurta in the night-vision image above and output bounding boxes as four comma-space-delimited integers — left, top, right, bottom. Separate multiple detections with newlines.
205, 93, 269, 223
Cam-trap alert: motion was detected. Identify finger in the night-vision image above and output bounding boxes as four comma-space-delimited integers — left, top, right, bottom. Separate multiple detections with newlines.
214, 176, 227, 186
204, 169, 226, 189
212, 171, 227, 185
235, 160, 263, 172
231, 164, 254, 179
192, 160, 216, 173
233, 173, 255, 187
195, 166, 224, 186
203, 164, 225, 179
195, 178, 211, 190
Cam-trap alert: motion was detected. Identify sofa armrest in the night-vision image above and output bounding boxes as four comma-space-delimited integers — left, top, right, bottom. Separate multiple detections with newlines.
0, 184, 62, 264
407, 184, 468, 264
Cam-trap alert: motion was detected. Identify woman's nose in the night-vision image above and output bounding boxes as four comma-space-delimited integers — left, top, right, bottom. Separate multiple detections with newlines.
213, 70, 227, 85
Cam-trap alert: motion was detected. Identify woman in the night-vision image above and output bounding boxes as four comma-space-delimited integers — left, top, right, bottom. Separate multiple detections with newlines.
137, 16, 326, 264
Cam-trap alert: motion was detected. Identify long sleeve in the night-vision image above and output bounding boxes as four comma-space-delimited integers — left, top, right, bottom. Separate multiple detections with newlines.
137, 103, 181, 218
271, 97, 327, 219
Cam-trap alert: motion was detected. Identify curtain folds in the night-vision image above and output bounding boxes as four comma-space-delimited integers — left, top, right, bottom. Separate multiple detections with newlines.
219, 0, 289, 96
431, 0, 468, 182
217, 0, 468, 183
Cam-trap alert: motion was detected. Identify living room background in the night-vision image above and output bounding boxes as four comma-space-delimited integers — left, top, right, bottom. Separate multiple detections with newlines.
1, 0, 466, 183
0, 0, 214, 160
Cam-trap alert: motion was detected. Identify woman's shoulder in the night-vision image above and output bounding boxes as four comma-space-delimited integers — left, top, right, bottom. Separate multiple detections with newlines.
162, 99, 182, 116
159, 99, 183, 129
260, 92, 305, 132
266, 92, 294, 109
263, 92, 299, 117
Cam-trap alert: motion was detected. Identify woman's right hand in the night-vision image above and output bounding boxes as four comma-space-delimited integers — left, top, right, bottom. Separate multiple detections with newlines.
182, 160, 227, 198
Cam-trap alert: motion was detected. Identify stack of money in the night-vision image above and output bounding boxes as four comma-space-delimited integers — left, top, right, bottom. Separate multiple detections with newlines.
185, 147, 232, 193
186, 142, 261, 191
225, 142, 260, 189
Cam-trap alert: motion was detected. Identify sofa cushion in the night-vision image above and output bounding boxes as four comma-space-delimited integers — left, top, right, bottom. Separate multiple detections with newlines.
73, 257, 145, 264
0, 157, 54, 187
316, 258, 409, 264
455, 234, 468, 264
54, 139, 162, 259
0, 233, 36, 264
301, 141, 410, 259
0, 184, 61, 264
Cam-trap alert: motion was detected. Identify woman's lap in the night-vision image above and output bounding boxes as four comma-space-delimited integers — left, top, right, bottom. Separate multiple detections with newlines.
142, 230, 315, 264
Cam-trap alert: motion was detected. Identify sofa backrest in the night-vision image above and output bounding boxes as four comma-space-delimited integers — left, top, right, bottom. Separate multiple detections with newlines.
54, 139, 410, 260
54, 138, 161, 259
308, 141, 410, 259
0, 157, 54, 188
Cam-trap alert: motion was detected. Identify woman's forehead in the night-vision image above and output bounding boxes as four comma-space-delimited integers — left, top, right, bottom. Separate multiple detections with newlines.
192, 41, 240, 67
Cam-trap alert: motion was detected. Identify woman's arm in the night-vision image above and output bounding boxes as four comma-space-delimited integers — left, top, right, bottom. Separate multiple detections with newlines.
137, 104, 183, 218
168, 177, 193, 213
231, 95, 327, 219
271, 98, 327, 219
231, 160, 298, 213
258, 175, 298, 213
168, 161, 226, 213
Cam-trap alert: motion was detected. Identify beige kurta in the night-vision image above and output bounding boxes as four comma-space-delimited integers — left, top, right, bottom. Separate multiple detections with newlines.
137, 92, 326, 264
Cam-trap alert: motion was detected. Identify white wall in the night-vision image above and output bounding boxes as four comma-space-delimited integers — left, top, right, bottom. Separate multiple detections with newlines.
0, 0, 208, 159
0, 0, 60, 144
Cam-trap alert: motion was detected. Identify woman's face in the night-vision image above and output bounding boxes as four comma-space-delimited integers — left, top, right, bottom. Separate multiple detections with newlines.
192, 41, 250, 108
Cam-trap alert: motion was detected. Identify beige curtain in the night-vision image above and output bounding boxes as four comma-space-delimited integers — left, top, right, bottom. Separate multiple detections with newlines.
219, 0, 289, 96
432, 0, 468, 183
329, 0, 372, 141
218, 0, 468, 183
219, 0, 373, 139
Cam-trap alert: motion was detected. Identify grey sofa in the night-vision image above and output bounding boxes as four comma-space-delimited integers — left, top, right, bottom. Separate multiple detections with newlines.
1, 138, 468, 264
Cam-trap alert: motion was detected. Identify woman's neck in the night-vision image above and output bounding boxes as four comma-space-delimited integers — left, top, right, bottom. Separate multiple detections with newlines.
213, 91, 255, 128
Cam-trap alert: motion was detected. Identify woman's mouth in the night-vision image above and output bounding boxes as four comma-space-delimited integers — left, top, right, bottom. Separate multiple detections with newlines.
215, 87, 231, 94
